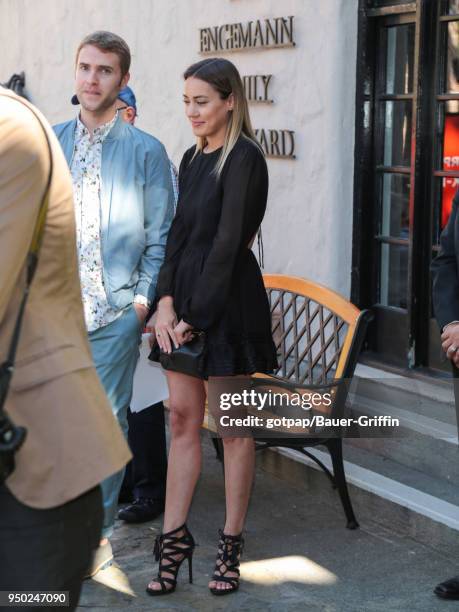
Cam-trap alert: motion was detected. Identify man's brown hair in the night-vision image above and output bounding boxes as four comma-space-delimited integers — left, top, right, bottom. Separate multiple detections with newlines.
75, 31, 131, 78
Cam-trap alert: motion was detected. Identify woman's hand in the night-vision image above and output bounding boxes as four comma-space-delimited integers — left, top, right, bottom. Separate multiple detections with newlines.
151, 297, 178, 353
148, 328, 157, 349
174, 319, 194, 345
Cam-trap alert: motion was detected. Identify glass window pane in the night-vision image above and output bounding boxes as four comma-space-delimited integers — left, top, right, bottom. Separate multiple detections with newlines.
385, 25, 415, 95
443, 111, 459, 170
444, 174, 458, 219
444, 21, 459, 93
380, 174, 410, 238
432, 177, 459, 248
441, 176, 458, 229
383, 101, 412, 166
447, 1, 459, 16
378, 242, 408, 309
437, 106, 459, 238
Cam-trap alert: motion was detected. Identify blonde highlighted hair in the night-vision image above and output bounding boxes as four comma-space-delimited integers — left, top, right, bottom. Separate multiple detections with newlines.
183, 58, 261, 176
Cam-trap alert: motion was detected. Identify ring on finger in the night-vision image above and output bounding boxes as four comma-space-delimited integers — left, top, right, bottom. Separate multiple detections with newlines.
450, 345, 458, 353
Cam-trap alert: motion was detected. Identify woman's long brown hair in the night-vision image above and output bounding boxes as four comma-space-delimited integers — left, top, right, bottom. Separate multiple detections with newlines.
184, 57, 262, 176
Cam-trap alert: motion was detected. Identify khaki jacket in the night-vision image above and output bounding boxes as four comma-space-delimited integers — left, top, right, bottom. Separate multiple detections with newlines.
0, 88, 131, 509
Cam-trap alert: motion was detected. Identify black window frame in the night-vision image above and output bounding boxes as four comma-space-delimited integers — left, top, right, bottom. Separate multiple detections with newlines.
352, 0, 440, 371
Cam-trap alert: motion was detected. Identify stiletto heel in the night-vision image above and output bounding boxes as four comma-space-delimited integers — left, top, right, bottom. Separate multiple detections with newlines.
209, 529, 244, 596
146, 523, 195, 596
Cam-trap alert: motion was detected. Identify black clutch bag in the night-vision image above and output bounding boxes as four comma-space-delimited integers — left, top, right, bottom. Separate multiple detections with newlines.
148, 332, 207, 379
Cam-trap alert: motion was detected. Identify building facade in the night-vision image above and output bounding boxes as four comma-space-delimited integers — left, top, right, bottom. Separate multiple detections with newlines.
2, 0, 456, 377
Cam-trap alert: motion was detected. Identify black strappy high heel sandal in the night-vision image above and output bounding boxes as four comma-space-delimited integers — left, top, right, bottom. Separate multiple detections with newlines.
209, 529, 244, 596
146, 523, 195, 596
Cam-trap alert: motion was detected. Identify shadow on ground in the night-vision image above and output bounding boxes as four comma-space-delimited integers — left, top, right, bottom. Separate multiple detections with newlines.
78, 433, 459, 612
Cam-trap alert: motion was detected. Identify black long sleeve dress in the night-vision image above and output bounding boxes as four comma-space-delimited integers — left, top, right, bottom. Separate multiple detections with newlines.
155, 135, 278, 378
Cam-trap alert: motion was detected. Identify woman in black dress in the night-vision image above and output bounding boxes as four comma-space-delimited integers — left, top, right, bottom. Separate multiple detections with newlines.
146, 58, 277, 597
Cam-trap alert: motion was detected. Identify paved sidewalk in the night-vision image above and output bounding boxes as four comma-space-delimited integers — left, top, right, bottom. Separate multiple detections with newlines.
78, 435, 459, 612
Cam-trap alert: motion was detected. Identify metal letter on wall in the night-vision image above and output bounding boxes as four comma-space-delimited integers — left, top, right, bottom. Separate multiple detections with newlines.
199, 16, 295, 54
198, 15, 297, 159
243, 75, 273, 103
254, 129, 296, 159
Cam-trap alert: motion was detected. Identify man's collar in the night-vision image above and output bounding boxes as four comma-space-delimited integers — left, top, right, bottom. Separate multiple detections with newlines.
72, 111, 127, 143
105, 111, 128, 140
76, 110, 122, 141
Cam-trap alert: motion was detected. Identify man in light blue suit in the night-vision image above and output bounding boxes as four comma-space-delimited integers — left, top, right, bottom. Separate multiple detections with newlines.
54, 30, 174, 575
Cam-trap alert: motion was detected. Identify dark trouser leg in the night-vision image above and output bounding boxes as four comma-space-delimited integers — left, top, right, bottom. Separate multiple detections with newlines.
452, 364, 459, 439
0, 485, 102, 611
128, 402, 167, 501
119, 458, 133, 501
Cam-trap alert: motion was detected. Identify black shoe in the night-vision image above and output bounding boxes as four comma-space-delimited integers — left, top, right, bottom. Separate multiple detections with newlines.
146, 523, 195, 596
209, 530, 244, 596
434, 575, 459, 600
118, 498, 165, 523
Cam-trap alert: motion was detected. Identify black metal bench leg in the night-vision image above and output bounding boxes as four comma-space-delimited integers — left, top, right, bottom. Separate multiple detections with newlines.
327, 438, 359, 530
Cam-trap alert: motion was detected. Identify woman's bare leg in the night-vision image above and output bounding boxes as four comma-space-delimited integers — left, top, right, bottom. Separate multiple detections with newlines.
222, 437, 255, 534
207, 377, 255, 591
147, 371, 206, 592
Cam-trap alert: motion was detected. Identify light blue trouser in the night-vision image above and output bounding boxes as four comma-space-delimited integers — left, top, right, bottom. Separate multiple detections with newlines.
89, 306, 141, 539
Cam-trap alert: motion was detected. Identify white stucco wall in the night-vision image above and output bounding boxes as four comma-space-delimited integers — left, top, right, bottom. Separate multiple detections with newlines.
0, 0, 358, 297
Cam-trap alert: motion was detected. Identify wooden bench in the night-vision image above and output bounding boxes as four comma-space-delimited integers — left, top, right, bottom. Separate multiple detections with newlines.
206, 274, 372, 529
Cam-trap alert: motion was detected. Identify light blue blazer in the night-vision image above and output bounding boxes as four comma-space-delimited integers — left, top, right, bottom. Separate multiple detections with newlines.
54, 114, 175, 309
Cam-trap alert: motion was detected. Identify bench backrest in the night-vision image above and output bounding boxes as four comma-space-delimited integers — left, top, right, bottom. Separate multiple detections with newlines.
263, 274, 369, 386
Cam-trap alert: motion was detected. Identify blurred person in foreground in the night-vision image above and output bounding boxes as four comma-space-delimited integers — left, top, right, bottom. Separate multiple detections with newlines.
431, 188, 459, 601
54, 30, 175, 572
0, 87, 130, 609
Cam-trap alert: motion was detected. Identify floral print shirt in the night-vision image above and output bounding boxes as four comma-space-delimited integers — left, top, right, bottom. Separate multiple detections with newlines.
70, 113, 123, 332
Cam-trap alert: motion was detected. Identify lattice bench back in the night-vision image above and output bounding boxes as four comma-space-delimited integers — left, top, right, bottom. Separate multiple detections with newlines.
263, 275, 363, 386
